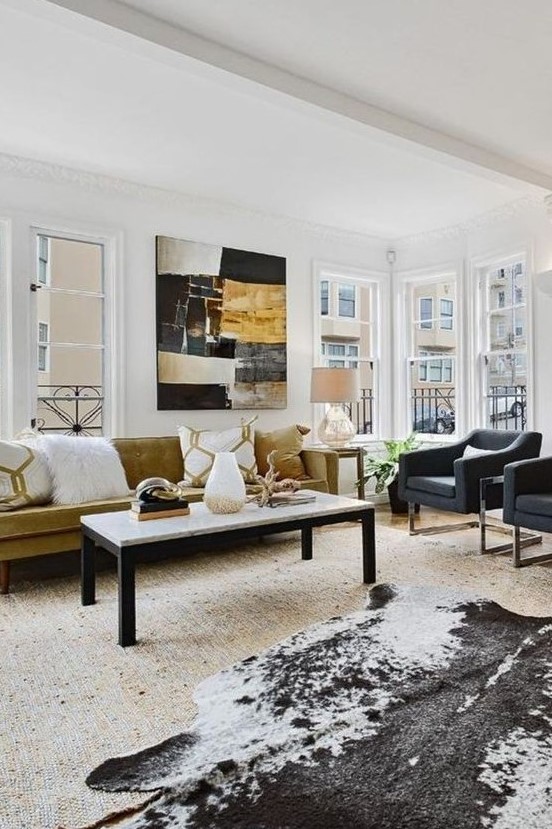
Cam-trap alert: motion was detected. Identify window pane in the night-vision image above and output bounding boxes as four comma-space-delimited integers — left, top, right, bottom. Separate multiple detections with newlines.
419, 298, 433, 329
440, 299, 453, 330
338, 284, 355, 317
409, 360, 455, 434
484, 259, 527, 431
47, 237, 103, 292
35, 237, 105, 435
320, 280, 329, 316
37, 292, 103, 346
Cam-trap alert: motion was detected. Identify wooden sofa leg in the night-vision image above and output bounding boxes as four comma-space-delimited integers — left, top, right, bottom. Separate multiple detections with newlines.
1, 561, 10, 595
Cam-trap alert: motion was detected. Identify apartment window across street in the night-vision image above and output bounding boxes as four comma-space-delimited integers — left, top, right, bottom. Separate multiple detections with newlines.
409, 280, 456, 435
482, 257, 528, 431
37, 235, 49, 285
419, 297, 433, 329
338, 283, 355, 318
320, 280, 329, 316
37, 322, 49, 372
440, 299, 453, 330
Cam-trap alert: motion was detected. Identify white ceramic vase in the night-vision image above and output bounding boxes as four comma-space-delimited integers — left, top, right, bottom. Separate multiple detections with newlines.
204, 451, 247, 514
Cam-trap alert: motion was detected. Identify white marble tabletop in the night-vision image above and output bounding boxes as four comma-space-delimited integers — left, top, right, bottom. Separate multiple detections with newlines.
81, 491, 373, 547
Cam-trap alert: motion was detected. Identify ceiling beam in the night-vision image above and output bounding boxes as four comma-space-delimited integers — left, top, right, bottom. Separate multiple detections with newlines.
42, 0, 552, 191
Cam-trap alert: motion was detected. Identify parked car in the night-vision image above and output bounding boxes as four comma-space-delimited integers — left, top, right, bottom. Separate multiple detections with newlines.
413, 410, 455, 435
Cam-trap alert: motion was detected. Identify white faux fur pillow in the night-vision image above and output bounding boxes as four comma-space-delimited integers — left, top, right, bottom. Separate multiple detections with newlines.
36, 435, 130, 505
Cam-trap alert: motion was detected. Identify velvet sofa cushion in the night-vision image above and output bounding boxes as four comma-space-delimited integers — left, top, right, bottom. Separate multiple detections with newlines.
254, 424, 311, 480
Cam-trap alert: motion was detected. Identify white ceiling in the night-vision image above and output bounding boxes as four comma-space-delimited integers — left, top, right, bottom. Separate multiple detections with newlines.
0, 0, 547, 238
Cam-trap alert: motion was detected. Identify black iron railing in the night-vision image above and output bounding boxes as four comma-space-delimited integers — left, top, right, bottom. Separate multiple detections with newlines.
411, 387, 456, 434
35, 385, 104, 436
487, 385, 526, 430
345, 388, 374, 435
408, 384, 527, 434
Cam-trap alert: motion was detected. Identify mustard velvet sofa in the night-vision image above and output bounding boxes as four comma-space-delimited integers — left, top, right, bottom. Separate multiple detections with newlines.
0, 436, 338, 594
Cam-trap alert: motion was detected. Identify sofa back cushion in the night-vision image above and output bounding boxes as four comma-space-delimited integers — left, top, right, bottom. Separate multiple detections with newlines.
36, 435, 130, 505
255, 425, 311, 480
177, 419, 258, 487
0, 440, 52, 510
112, 437, 184, 490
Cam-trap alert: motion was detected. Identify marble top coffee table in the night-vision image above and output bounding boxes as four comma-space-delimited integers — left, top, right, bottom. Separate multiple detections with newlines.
81, 491, 375, 647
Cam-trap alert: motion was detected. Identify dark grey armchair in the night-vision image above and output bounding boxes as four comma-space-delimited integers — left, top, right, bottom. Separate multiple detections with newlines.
398, 429, 542, 553
502, 456, 552, 566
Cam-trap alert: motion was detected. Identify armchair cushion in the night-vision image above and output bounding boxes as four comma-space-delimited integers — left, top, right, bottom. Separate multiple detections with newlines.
407, 476, 456, 498
516, 493, 552, 519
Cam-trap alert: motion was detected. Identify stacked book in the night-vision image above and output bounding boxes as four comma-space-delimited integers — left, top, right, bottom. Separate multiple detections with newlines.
129, 498, 190, 521
268, 492, 317, 507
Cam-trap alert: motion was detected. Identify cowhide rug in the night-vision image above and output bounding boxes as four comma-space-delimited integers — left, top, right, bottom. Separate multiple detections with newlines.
86, 584, 552, 828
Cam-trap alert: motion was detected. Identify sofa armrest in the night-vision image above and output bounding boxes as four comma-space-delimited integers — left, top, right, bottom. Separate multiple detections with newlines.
503, 456, 552, 524
301, 449, 339, 494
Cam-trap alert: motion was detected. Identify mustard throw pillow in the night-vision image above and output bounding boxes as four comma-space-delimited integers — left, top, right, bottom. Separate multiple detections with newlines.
177, 418, 258, 487
255, 424, 311, 480
0, 440, 52, 510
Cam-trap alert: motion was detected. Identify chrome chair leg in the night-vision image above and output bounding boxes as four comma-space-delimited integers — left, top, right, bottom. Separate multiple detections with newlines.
479, 476, 542, 557
408, 501, 477, 537
512, 525, 552, 567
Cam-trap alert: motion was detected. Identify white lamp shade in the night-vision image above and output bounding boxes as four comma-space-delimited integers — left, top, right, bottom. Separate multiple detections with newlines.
310, 367, 360, 403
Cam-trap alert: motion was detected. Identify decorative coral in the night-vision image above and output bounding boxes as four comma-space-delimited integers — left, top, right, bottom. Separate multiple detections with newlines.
249, 450, 301, 507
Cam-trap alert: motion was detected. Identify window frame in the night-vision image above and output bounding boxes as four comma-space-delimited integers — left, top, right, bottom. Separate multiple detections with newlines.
418, 297, 434, 330
29, 224, 123, 438
395, 266, 460, 441
313, 262, 389, 441
475, 250, 532, 432
337, 282, 356, 319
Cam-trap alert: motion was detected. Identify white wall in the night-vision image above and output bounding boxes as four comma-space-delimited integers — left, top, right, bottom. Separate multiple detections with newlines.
0, 164, 388, 440
395, 198, 552, 453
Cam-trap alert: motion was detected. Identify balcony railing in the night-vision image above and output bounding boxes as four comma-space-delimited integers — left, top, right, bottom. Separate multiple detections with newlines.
411, 387, 456, 434
344, 388, 374, 435
487, 384, 526, 430
35, 385, 104, 436
407, 385, 527, 434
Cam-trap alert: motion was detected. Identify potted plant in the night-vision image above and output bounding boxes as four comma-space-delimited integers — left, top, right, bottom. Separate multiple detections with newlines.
361, 434, 419, 514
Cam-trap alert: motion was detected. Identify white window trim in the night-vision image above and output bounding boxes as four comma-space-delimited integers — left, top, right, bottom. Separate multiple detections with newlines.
312, 261, 389, 442
0, 219, 13, 438
471, 247, 533, 431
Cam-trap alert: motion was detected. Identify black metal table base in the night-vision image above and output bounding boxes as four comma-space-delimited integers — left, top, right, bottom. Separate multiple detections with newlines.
81, 507, 376, 647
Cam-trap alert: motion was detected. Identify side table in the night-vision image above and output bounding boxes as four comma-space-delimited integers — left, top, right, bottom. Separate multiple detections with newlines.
311, 445, 366, 500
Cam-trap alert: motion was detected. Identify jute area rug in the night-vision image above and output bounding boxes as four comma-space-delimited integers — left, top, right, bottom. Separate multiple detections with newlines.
1, 520, 552, 829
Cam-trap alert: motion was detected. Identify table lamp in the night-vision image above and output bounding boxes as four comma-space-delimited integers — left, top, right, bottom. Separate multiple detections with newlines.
310, 366, 360, 447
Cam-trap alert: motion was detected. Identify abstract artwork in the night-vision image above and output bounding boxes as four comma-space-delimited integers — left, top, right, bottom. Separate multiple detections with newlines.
156, 236, 287, 410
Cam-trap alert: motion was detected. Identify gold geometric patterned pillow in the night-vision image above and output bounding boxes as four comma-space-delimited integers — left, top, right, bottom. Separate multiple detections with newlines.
177, 418, 258, 487
0, 440, 52, 510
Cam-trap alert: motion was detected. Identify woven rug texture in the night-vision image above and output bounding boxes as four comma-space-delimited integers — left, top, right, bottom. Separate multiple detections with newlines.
1, 521, 552, 828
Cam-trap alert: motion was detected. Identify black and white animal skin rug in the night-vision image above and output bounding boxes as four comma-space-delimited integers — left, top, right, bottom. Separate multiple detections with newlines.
86, 584, 552, 828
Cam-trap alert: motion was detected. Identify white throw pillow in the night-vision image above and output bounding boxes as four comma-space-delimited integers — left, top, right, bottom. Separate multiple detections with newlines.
462, 444, 495, 458
0, 440, 52, 510
36, 435, 130, 505
177, 418, 258, 487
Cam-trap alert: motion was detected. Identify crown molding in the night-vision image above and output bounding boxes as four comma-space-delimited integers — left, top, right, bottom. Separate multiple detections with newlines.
0, 151, 547, 252
0, 151, 389, 248
395, 193, 548, 247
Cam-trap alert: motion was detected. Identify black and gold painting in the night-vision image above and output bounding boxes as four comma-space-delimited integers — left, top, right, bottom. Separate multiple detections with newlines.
156, 236, 287, 409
